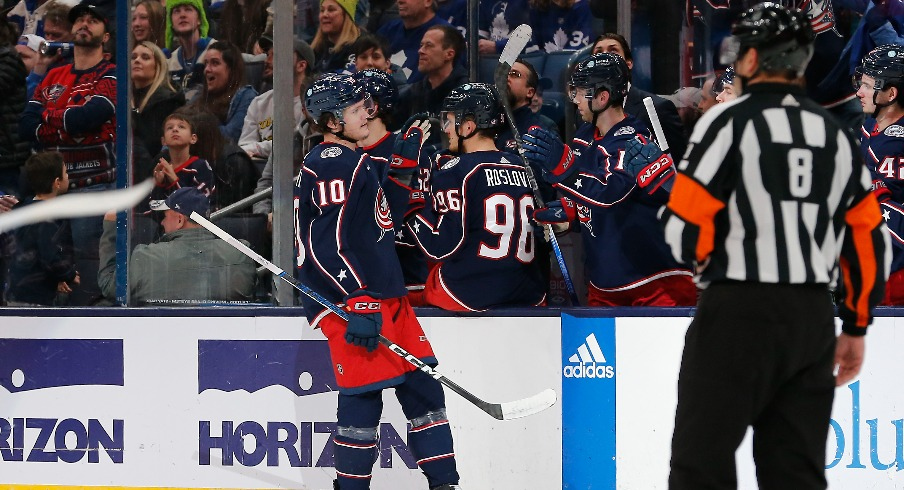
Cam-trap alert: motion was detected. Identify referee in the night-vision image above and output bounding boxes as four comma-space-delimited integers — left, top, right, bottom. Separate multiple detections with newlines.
662, 3, 890, 490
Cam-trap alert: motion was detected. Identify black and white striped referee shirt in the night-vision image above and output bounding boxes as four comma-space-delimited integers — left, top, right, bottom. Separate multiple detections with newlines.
661, 82, 890, 334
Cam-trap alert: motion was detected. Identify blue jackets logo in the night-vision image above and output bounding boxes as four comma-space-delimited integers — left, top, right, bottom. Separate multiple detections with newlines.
563, 333, 614, 379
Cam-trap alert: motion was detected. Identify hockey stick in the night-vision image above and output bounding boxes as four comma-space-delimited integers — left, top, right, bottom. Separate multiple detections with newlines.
0, 179, 155, 234
493, 24, 581, 306
191, 211, 558, 421
642, 97, 669, 153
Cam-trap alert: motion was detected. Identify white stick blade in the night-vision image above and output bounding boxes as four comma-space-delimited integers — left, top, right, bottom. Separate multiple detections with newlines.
0, 179, 154, 234
500, 388, 557, 420
642, 96, 670, 153
499, 24, 533, 66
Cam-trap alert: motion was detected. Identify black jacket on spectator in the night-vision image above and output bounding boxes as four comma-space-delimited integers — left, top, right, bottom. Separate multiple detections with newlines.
133, 85, 186, 182
211, 141, 260, 211
7, 198, 78, 306
398, 65, 470, 118
624, 86, 687, 163
0, 47, 30, 176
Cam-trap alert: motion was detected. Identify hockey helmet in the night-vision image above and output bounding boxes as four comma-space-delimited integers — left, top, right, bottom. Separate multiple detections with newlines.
855, 44, 904, 91
568, 52, 630, 104
441, 83, 505, 130
719, 2, 814, 76
352, 68, 398, 115
713, 66, 736, 95
304, 73, 372, 123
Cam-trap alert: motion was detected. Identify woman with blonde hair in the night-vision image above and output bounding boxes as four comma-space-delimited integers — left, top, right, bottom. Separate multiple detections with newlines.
132, 40, 186, 180
132, 0, 167, 49
311, 0, 360, 74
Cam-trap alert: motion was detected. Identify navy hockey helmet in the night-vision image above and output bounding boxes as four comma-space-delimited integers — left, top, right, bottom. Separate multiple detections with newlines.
713, 66, 735, 95
568, 52, 630, 104
352, 68, 398, 115
719, 2, 815, 76
304, 73, 371, 124
855, 44, 904, 91
441, 82, 505, 130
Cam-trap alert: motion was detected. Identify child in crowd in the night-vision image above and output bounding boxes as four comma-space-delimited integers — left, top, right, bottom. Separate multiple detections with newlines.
151, 112, 216, 204
7, 152, 80, 306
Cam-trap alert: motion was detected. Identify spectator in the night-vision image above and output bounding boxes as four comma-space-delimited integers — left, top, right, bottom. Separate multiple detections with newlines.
132, 40, 186, 180
15, 34, 42, 73
408, 83, 547, 311
151, 111, 216, 203
524, 53, 696, 306
311, 0, 359, 74
478, 0, 529, 55
217, 0, 271, 54
593, 33, 688, 163
40, 1, 74, 41
7, 151, 79, 307
6, 0, 78, 38
25, 0, 74, 100
698, 77, 717, 114
131, 0, 166, 48
165, 0, 215, 99
528, 0, 592, 53
434, 0, 466, 35
497, 57, 559, 155
189, 41, 257, 143
20, 0, 116, 192
98, 187, 257, 305
376, 0, 449, 83
1, 25, 30, 197
398, 24, 467, 117
714, 66, 738, 103
19, 1, 116, 305
192, 110, 258, 211
354, 68, 431, 305
239, 35, 312, 160
352, 33, 407, 90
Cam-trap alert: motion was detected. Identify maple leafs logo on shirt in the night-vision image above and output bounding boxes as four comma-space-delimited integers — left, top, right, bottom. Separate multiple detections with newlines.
545, 28, 570, 53
390, 50, 411, 81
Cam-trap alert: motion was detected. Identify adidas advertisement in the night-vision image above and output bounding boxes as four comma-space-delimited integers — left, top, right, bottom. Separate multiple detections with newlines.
561, 315, 616, 489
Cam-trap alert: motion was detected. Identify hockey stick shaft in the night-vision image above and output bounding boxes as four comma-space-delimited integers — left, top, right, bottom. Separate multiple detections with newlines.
191, 211, 555, 420
642, 97, 669, 153
494, 26, 581, 306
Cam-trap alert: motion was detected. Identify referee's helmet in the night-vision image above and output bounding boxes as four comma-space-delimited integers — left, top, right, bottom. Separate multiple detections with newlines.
719, 2, 815, 77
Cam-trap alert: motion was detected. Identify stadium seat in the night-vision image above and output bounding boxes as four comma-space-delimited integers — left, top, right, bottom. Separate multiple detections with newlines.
540, 51, 575, 92
214, 213, 270, 258
478, 55, 500, 84
520, 50, 546, 76
540, 91, 567, 130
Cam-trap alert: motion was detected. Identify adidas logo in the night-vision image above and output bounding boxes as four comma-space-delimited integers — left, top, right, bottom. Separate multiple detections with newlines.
563, 333, 614, 379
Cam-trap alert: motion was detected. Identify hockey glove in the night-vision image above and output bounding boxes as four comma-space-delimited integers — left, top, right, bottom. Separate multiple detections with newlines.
624, 136, 675, 194
392, 113, 432, 169
533, 198, 577, 225
344, 290, 383, 352
407, 189, 426, 219
523, 127, 576, 184
871, 179, 892, 203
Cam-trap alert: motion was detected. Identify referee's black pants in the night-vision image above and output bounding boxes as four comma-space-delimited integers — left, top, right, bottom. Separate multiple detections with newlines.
669, 282, 837, 490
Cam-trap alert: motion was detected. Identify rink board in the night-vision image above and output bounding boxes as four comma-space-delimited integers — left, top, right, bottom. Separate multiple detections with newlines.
0, 311, 902, 489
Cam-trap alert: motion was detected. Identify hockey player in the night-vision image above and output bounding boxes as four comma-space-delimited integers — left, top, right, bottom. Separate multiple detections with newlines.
296, 73, 461, 490
522, 52, 696, 306
406, 83, 547, 311
353, 68, 431, 306
854, 44, 904, 304
714, 66, 739, 103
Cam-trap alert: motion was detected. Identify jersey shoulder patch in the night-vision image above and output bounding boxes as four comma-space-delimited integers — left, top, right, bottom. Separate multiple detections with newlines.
320, 146, 343, 158
613, 126, 636, 137
885, 125, 904, 138
439, 155, 460, 170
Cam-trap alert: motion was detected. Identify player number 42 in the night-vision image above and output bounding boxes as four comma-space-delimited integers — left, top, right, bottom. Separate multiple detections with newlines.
878, 156, 904, 180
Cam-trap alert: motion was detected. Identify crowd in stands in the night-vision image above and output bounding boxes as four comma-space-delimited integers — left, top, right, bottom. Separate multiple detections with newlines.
0, 0, 902, 307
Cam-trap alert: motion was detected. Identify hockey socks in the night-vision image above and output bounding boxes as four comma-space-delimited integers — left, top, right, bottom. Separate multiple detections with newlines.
333, 427, 378, 489
408, 409, 460, 488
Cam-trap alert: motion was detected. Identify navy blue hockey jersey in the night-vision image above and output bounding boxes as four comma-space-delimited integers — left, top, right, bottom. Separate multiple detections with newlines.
360, 131, 430, 289
295, 142, 407, 324
407, 150, 546, 309
860, 116, 904, 203
554, 117, 693, 290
